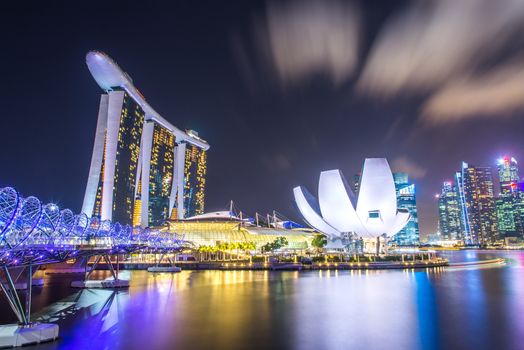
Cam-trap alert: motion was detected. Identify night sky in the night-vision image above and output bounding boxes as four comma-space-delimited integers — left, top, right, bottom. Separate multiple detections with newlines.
2, 0, 524, 239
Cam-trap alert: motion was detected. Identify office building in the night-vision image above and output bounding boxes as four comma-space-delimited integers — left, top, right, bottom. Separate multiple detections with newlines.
456, 162, 498, 244
437, 181, 464, 240
392, 173, 420, 246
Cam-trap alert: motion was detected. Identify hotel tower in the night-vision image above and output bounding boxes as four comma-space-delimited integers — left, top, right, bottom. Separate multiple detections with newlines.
82, 51, 209, 227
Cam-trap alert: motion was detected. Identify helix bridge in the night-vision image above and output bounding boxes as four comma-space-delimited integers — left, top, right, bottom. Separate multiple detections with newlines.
0, 186, 190, 328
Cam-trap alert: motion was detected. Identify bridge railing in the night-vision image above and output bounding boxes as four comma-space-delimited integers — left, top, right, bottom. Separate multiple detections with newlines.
0, 187, 189, 266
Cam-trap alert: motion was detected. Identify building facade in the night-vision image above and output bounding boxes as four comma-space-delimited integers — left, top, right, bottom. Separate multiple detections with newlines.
457, 162, 498, 245
496, 156, 523, 238
82, 51, 209, 227
437, 181, 464, 240
183, 143, 207, 218
392, 173, 420, 245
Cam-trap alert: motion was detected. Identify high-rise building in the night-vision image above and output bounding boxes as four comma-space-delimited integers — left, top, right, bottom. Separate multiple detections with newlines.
82, 51, 210, 227
495, 156, 523, 238
498, 156, 519, 194
456, 162, 498, 245
437, 181, 464, 240
496, 196, 521, 238
144, 122, 176, 226
183, 141, 207, 218
392, 173, 420, 245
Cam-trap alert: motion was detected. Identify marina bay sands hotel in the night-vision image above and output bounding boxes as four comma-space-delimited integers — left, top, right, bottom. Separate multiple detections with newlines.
82, 51, 209, 227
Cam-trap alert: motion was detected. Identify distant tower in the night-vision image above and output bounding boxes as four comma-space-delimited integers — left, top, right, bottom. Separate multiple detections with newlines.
438, 181, 464, 240
82, 51, 209, 227
457, 162, 498, 245
392, 173, 420, 246
498, 156, 519, 194
495, 156, 523, 238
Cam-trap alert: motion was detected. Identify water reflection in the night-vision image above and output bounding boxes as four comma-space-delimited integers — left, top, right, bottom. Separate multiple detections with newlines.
12, 251, 524, 350
414, 272, 440, 350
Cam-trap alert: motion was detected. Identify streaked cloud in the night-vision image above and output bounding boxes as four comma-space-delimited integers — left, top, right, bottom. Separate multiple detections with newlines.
238, 0, 524, 124
260, 0, 360, 86
262, 153, 292, 172
357, 0, 524, 97
392, 156, 427, 179
421, 59, 524, 123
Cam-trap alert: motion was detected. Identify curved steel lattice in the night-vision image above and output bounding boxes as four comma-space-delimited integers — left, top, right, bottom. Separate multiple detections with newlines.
74, 213, 89, 238
58, 209, 75, 237
0, 187, 19, 240
86, 216, 101, 238
30, 203, 62, 244
0, 187, 190, 267
4, 196, 42, 248
98, 220, 112, 237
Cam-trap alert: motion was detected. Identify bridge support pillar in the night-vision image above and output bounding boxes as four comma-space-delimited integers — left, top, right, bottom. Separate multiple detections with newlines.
0, 265, 59, 347
0, 266, 44, 290
147, 253, 181, 273
71, 254, 129, 289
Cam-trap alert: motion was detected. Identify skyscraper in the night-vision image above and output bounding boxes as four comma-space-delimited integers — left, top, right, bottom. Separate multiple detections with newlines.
183, 140, 208, 218
498, 156, 519, 194
392, 173, 420, 245
457, 162, 498, 245
143, 122, 176, 226
437, 181, 464, 240
495, 156, 523, 238
82, 51, 210, 227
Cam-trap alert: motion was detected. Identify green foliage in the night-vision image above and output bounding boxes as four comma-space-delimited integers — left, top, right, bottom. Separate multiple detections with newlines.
311, 234, 328, 249
261, 237, 289, 253
198, 245, 217, 253
239, 241, 256, 251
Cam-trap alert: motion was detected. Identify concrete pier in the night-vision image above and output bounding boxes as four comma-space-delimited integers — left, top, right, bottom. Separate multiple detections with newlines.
0, 323, 58, 347
71, 278, 129, 289
147, 266, 181, 273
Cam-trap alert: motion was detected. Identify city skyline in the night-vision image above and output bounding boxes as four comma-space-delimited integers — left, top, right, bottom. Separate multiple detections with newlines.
2, 1, 524, 239
436, 156, 524, 245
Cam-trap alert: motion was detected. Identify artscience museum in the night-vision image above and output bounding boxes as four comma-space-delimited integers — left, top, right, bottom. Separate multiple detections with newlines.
293, 158, 410, 249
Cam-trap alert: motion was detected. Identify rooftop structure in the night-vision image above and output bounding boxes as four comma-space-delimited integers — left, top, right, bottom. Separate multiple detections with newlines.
163, 212, 312, 249
86, 51, 209, 149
